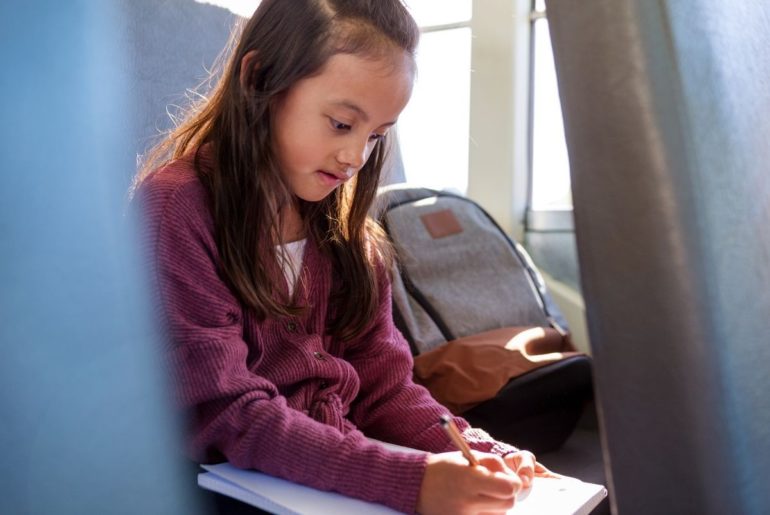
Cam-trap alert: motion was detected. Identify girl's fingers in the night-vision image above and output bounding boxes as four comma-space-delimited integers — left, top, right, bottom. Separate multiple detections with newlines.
505, 450, 537, 488
471, 470, 522, 499
468, 457, 522, 499
475, 453, 509, 473
535, 461, 565, 479
420, 452, 518, 515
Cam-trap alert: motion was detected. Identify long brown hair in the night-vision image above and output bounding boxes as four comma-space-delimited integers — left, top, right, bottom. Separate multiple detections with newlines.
134, 0, 419, 341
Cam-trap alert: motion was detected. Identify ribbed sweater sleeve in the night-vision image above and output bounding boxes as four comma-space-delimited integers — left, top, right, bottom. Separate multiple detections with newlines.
136, 167, 428, 514
345, 263, 520, 458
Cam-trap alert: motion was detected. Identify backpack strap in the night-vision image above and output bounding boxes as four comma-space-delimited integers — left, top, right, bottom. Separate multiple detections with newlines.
380, 213, 457, 343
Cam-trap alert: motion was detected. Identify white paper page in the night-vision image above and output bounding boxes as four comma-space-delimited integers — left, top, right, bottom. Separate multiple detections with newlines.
200, 462, 606, 515
512, 477, 606, 515
200, 463, 400, 514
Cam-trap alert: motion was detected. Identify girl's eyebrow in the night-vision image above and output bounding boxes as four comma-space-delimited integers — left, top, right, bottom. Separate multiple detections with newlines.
331, 100, 397, 127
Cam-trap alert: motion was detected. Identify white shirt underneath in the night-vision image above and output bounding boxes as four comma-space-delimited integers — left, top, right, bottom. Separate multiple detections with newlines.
277, 239, 306, 297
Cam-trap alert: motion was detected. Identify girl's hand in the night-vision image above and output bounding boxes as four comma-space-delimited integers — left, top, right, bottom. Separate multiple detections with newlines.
417, 451, 522, 515
503, 450, 563, 490
503, 450, 536, 489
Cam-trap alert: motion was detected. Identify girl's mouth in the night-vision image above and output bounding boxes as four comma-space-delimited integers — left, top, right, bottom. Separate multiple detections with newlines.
317, 170, 343, 186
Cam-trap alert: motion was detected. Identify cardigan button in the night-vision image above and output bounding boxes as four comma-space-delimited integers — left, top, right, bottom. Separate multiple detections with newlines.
286, 321, 297, 332
319, 380, 329, 389
313, 351, 327, 361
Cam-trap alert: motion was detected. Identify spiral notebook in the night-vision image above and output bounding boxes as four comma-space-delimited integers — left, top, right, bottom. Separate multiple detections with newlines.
198, 441, 606, 515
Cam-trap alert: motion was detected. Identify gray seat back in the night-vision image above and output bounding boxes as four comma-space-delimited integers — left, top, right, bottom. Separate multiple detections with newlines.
546, 0, 770, 513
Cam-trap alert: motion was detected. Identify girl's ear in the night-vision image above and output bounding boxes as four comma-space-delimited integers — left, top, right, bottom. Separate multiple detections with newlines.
239, 50, 259, 91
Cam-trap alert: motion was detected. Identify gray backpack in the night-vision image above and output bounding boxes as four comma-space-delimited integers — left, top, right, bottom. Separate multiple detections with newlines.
376, 185, 593, 453
378, 185, 569, 352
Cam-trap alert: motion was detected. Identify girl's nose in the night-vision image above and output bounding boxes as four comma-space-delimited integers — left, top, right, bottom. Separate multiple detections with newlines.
336, 138, 368, 170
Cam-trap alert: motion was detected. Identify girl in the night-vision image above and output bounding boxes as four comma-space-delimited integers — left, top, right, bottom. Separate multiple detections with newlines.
134, 1, 542, 513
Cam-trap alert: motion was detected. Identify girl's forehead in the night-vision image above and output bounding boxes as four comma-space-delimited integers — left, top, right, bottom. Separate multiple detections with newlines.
322, 50, 414, 81
298, 52, 414, 118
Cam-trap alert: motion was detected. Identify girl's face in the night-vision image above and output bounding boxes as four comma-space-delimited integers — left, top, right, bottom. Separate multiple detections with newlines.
272, 51, 414, 203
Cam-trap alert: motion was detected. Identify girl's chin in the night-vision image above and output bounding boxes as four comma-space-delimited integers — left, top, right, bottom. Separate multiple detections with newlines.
294, 188, 339, 203
288, 172, 346, 203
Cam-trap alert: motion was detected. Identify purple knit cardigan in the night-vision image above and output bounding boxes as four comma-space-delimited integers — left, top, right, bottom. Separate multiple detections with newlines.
136, 155, 517, 513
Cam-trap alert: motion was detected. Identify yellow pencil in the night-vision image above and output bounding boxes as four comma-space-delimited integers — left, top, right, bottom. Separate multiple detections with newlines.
439, 414, 480, 467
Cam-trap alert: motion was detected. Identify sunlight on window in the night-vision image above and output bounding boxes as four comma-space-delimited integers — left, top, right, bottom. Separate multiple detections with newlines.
396, 0, 472, 193
531, 17, 572, 209
404, 0, 471, 27
397, 27, 472, 194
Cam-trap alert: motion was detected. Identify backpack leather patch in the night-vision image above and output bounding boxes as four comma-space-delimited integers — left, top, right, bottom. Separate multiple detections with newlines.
420, 208, 463, 239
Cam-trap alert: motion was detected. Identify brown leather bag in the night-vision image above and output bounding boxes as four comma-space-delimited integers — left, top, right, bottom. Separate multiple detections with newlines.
413, 326, 582, 414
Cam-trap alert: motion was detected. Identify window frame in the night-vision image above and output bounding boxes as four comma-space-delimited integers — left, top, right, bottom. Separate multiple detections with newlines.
525, 0, 575, 232
399, 0, 574, 237
464, 0, 533, 240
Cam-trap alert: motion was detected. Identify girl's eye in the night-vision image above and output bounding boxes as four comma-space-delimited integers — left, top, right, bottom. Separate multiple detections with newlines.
369, 133, 385, 142
330, 118, 351, 131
